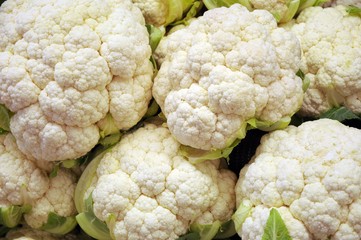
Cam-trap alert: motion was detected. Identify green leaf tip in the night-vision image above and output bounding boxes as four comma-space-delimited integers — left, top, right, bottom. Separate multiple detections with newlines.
232, 201, 252, 233
190, 220, 221, 240
0, 205, 31, 228
76, 194, 112, 240
346, 5, 361, 17
262, 208, 292, 240
40, 212, 77, 235
320, 107, 361, 122
0, 104, 12, 133
247, 117, 291, 132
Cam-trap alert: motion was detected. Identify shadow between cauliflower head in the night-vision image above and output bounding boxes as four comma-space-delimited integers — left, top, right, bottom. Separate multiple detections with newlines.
234, 119, 361, 240
153, 4, 304, 153
0, 0, 154, 162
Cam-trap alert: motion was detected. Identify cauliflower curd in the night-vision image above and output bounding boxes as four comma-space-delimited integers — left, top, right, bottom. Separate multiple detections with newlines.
76, 119, 237, 240
153, 4, 304, 152
0, 0, 154, 162
235, 119, 361, 240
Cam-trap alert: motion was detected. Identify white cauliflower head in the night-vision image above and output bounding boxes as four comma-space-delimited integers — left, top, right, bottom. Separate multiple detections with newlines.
0, 0, 153, 162
153, 4, 303, 152
0, 133, 77, 233
77, 120, 237, 240
235, 119, 361, 239
283, 6, 361, 117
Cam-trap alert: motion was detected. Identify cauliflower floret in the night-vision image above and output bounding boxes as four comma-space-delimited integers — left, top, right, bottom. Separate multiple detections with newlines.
153, 4, 303, 152
79, 120, 237, 240
0, 0, 153, 162
283, 6, 361, 117
235, 119, 361, 239
0, 133, 77, 233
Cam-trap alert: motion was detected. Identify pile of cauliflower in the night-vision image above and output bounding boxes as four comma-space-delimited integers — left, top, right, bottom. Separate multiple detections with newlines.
0, 0, 360, 239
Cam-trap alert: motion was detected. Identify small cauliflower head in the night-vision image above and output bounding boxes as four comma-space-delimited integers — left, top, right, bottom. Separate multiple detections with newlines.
0, 0, 153, 162
284, 6, 361, 117
0, 133, 77, 233
78, 120, 237, 240
235, 119, 361, 240
153, 4, 303, 152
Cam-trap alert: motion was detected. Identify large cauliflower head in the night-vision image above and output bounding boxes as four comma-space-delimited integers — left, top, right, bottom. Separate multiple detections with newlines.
284, 6, 361, 117
153, 4, 304, 152
0, 0, 153, 162
78, 120, 237, 240
235, 119, 361, 239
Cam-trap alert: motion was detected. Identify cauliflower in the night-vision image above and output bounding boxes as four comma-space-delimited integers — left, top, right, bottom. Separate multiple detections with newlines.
132, 0, 202, 27
0, 133, 77, 234
282, 6, 361, 117
153, 4, 304, 155
0, 0, 153, 162
234, 119, 361, 239
75, 119, 237, 240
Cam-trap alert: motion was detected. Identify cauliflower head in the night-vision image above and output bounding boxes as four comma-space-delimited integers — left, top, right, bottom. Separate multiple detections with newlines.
153, 4, 303, 152
0, 133, 77, 233
283, 6, 361, 117
0, 0, 153, 162
234, 119, 361, 240
76, 119, 237, 240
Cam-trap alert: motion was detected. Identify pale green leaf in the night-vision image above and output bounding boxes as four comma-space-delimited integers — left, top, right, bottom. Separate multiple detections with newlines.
262, 208, 292, 240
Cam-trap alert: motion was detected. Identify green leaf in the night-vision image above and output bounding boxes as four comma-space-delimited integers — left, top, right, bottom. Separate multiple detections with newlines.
166, 0, 201, 26
279, 0, 300, 23
97, 114, 120, 138
146, 24, 165, 53
0, 104, 12, 132
320, 107, 361, 122
346, 5, 361, 17
98, 132, 121, 148
247, 117, 291, 132
74, 147, 111, 213
0, 205, 31, 228
143, 99, 160, 119
262, 208, 292, 240
170, 1, 204, 26
179, 138, 242, 164
177, 232, 201, 240
190, 220, 221, 240
76, 194, 112, 240
49, 163, 61, 178
296, 69, 310, 93
214, 220, 237, 239
313, 0, 330, 5
40, 212, 77, 235
231, 201, 252, 233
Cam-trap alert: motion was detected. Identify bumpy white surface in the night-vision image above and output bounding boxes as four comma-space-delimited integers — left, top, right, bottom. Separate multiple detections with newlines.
89, 121, 237, 240
153, 4, 303, 151
0, 0, 153, 161
235, 119, 361, 239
